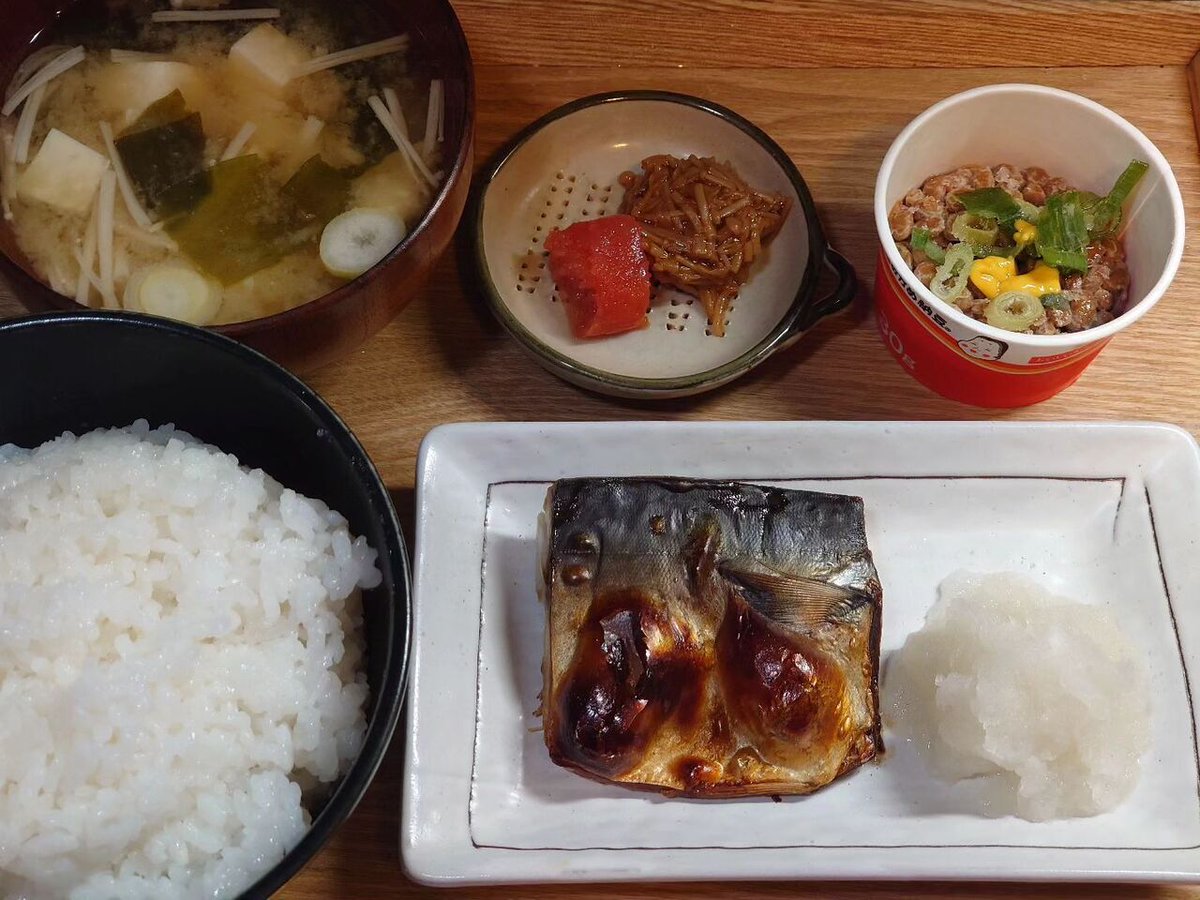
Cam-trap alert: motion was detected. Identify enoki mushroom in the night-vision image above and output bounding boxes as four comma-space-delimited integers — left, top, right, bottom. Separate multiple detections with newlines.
619, 154, 791, 336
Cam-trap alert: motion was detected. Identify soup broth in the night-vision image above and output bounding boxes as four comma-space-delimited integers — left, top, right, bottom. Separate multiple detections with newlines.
0, 0, 443, 325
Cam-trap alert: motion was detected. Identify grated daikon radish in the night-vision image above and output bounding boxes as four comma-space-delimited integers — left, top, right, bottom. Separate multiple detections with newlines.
115, 220, 178, 252
99, 121, 154, 230
422, 79, 442, 161
151, 8, 280, 23
2, 46, 85, 118
886, 571, 1149, 821
294, 35, 408, 78
96, 170, 119, 309
75, 198, 100, 305
220, 121, 257, 162
368, 95, 437, 190
12, 84, 46, 165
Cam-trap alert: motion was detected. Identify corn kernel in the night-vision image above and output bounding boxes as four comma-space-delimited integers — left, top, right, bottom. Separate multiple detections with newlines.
999, 263, 1061, 297
1014, 219, 1038, 250
969, 256, 1017, 300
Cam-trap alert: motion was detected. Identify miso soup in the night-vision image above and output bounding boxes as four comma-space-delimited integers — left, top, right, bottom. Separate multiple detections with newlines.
0, 0, 444, 325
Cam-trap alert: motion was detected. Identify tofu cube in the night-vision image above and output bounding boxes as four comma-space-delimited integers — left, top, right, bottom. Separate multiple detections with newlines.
93, 61, 205, 125
17, 129, 110, 216
229, 24, 308, 92
351, 152, 427, 228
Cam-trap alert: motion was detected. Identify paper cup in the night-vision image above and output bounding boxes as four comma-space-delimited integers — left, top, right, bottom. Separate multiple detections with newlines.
874, 84, 1185, 408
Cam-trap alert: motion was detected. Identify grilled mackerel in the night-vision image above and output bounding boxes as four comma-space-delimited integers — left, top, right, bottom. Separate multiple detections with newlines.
539, 477, 883, 797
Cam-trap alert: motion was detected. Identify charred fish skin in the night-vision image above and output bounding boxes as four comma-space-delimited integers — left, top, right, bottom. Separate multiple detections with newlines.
541, 477, 883, 798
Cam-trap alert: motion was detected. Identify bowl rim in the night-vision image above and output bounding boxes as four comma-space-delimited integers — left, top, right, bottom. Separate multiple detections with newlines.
0, 0, 476, 336
873, 82, 1187, 350
470, 89, 830, 395
0, 309, 412, 900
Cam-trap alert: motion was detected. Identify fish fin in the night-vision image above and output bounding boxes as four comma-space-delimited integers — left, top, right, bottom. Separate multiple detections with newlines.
718, 563, 871, 629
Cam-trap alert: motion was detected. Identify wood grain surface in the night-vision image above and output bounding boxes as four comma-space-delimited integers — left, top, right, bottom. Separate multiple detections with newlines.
3, 1, 1200, 896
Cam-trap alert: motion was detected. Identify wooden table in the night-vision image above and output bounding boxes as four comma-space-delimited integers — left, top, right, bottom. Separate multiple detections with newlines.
4, 0, 1200, 896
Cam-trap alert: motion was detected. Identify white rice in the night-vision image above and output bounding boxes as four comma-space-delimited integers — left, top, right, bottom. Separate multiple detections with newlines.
0, 422, 380, 898
886, 571, 1149, 821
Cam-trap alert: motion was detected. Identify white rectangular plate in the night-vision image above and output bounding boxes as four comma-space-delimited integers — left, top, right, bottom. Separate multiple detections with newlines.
401, 421, 1200, 885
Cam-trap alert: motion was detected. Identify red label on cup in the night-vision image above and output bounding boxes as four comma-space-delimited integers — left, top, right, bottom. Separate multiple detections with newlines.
873, 248, 1107, 408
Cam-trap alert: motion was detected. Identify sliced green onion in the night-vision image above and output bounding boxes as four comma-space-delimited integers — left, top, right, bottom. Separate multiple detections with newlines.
971, 243, 1020, 260
1040, 292, 1072, 314
985, 290, 1046, 332
1105, 160, 1149, 210
1036, 193, 1089, 274
1052, 190, 1102, 233
929, 243, 973, 302
956, 187, 1022, 229
951, 213, 1001, 252
1016, 200, 1041, 224
1089, 160, 1149, 239
911, 226, 945, 264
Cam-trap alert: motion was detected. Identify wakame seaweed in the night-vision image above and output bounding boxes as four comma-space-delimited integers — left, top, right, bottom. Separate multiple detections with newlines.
167, 155, 312, 285
116, 93, 210, 220
127, 90, 189, 134
282, 156, 351, 227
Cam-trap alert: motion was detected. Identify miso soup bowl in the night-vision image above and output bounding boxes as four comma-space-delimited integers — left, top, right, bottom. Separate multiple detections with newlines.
0, 0, 475, 373
874, 84, 1185, 408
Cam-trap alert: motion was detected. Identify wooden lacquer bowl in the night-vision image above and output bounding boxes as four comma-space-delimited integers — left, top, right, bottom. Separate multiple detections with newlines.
0, 0, 475, 373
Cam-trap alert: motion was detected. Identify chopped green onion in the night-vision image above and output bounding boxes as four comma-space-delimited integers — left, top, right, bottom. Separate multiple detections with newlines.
911, 226, 945, 264
951, 213, 1001, 252
956, 187, 1022, 229
1040, 292, 1072, 314
1089, 160, 1149, 239
1051, 190, 1102, 233
1106, 160, 1149, 210
969, 242, 1020, 260
1016, 200, 1041, 223
1079, 191, 1104, 230
986, 290, 1046, 332
1036, 193, 1089, 274
929, 243, 973, 302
